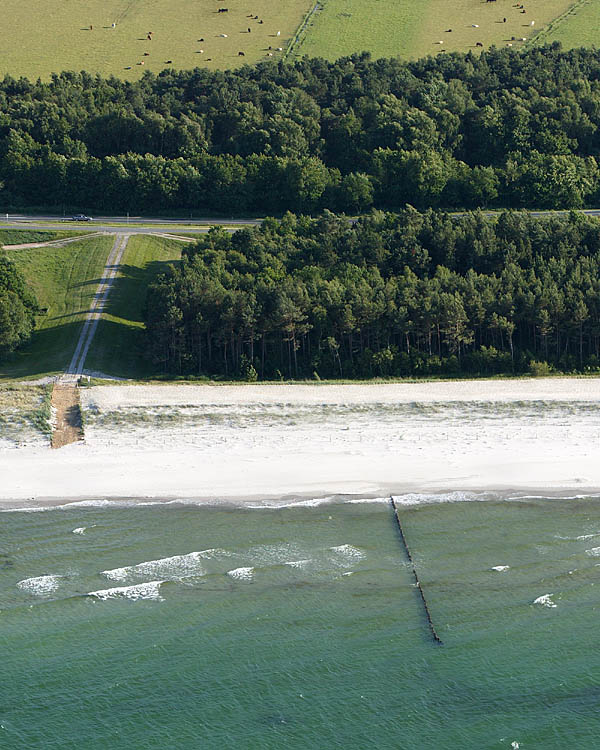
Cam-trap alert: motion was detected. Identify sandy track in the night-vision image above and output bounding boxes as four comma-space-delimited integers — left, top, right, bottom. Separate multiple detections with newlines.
61, 233, 129, 383
50, 386, 83, 448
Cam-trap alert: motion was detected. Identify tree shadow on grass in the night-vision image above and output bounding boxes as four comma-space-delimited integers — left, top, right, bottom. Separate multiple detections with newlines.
0, 320, 85, 379
104, 260, 176, 323
85, 318, 154, 378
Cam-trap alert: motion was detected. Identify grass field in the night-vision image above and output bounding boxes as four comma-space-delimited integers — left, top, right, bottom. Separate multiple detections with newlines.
294, 0, 580, 61
85, 234, 184, 378
530, 0, 600, 48
0, 230, 93, 246
0, 0, 311, 81
0, 236, 113, 381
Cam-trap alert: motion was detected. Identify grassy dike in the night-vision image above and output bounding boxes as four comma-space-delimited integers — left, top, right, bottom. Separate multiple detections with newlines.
2, 235, 114, 381
84, 234, 184, 379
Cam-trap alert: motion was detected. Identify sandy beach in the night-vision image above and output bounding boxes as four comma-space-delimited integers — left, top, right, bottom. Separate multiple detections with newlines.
2, 377, 600, 507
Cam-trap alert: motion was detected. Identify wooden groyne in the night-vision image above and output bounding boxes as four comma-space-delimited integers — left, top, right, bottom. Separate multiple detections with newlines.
390, 497, 443, 645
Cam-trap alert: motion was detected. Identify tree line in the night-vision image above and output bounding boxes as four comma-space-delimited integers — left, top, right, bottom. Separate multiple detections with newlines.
0, 254, 37, 357
3, 44, 600, 213
144, 209, 600, 379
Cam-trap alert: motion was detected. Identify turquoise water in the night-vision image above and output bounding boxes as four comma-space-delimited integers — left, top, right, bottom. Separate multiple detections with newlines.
2, 495, 600, 748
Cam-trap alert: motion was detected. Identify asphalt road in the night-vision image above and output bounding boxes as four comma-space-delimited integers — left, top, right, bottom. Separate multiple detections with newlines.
2, 209, 600, 235
0, 214, 261, 234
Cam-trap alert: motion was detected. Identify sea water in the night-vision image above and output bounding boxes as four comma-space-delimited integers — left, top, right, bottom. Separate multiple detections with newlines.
2, 494, 600, 748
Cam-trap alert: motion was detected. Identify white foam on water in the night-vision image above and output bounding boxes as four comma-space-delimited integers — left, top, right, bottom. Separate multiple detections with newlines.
247, 497, 334, 509
16, 575, 63, 595
196, 547, 232, 559
578, 533, 600, 541
101, 552, 207, 582
392, 491, 497, 507
585, 546, 600, 556
227, 566, 254, 581
72, 527, 86, 535
491, 565, 510, 572
347, 497, 389, 505
327, 544, 365, 570
284, 559, 311, 569
533, 594, 557, 608
330, 544, 364, 559
89, 581, 164, 601
511, 743, 520, 749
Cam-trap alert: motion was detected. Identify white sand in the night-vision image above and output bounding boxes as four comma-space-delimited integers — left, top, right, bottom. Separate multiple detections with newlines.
2, 378, 600, 507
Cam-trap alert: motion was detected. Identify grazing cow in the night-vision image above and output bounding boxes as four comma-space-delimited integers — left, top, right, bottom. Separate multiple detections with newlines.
445, 28, 452, 32
276, 30, 281, 36
238, 51, 245, 55
248, 27, 251, 33
220, 33, 228, 37
218, 7, 229, 12
90, 25, 93, 30
198, 38, 204, 41
137, 61, 144, 65
258, 20, 263, 23
165, 60, 172, 64
143, 52, 150, 56
471, 24, 479, 28
529, 20, 535, 25
476, 41, 483, 47
147, 34, 152, 40
111, 22, 116, 28
503, 17, 507, 22
276, 46, 282, 51
267, 52, 273, 56
206, 58, 212, 60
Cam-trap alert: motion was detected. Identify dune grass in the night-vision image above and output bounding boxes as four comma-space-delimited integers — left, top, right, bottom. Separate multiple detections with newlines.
0, 0, 311, 81
0, 236, 113, 381
295, 0, 580, 61
84, 234, 184, 378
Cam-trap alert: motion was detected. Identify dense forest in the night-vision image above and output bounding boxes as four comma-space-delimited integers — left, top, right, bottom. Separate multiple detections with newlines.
2, 44, 600, 213
144, 209, 600, 379
0, 254, 38, 357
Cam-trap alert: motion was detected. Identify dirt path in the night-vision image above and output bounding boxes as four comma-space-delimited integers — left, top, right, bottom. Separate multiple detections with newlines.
50, 233, 129, 447
60, 233, 130, 385
50, 385, 83, 448
4, 232, 107, 250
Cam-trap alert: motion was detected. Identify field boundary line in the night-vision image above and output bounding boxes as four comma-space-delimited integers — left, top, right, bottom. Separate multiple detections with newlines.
527, 0, 589, 46
284, 1, 322, 61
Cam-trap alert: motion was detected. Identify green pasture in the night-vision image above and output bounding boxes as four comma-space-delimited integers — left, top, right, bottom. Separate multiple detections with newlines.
294, 0, 580, 61
0, 0, 311, 81
531, 0, 600, 48
0, 236, 113, 381
85, 234, 184, 378
0, 229, 94, 246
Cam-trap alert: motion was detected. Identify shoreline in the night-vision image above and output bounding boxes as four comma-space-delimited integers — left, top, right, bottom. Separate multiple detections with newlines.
2, 378, 600, 508
3, 486, 600, 513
